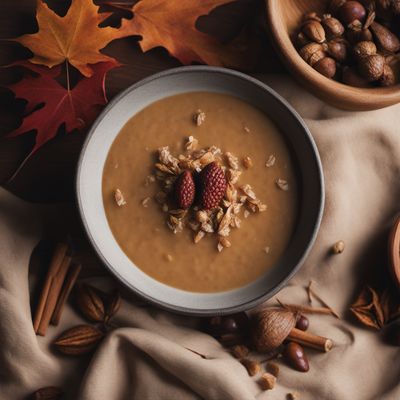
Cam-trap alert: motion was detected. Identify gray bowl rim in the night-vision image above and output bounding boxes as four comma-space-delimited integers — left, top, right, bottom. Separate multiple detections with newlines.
76, 65, 325, 316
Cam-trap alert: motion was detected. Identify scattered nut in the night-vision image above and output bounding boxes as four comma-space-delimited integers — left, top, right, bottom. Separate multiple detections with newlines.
241, 358, 261, 376
259, 372, 276, 390
265, 154, 276, 167
193, 110, 206, 126
287, 392, 300, 400
266, 361, 280, 377
276, 179, 289, 191
142, 197, 151, 207
114, 189, 127, 206
243, 156, 253, 169
231, 344, 250, 359
332, 240, 345, 254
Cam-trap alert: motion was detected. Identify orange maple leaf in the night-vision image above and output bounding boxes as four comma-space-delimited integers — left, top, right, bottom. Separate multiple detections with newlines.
119, 0, 252, 68
15, 0, 126, 77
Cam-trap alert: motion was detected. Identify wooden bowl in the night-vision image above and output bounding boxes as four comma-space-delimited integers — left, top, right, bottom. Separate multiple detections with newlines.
266, 0, 400, 111
388, 216, 400, 289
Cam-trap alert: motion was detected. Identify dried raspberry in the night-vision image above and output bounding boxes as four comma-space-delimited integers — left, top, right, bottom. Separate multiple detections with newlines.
198, 162, 227, 210
174, 170, 195, 209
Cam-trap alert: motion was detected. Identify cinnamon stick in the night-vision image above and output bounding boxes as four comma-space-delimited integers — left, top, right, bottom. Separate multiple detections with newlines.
33, 243, 68, 333
51, 263, 82, 326
37, 255, 72, 336
287, 327, 333, 352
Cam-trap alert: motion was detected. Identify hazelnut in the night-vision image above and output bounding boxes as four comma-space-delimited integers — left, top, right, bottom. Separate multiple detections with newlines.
295, 315, 309, 331
358, 53, 385, 81
302, 20, 326, 43
342, 66, 371, 87
379, 63, 396, 86
338, 1, 367, 25
346, 24, 373, 44
327, 39, 348, 62
322, 14, 345, 38
353, 41, 377, 59
241, 358, 261, 376
259, 373, 276, 390
299, 43, 326, 65
332, 240, 345, 254
314, 57, 337, 78
370, 21, 400, 53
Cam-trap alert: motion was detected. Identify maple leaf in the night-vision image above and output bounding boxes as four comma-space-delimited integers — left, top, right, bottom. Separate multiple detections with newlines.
15, 0, 126, 77
8, 60, 118, 155
118, 0, 254, 68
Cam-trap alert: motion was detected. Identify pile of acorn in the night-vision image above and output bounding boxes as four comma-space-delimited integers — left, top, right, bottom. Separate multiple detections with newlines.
295, 0, 400, 87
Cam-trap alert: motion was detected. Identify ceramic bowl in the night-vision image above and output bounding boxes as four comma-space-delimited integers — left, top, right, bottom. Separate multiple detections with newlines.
266, 0, 400, 111
76, 66, 324, 316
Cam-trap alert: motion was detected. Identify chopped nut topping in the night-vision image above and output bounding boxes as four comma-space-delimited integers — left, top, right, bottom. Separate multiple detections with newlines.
287, 392, 300, 400
264, 246, 270, 254
155, 191, 167, 204
332, 240, 345, 254
276, 178, 289, 191
145, 174, 156, 186
193, 109, 206, 126
244, 210, 250, 218
240, 184, 256, 200
266, 154, 276, 167
219, 237, 231, 249
114, 189, 127, 207
142, 197, 151, 207
185, 135, 199, 151
226, 168, 242, 185
241, 359, 261, 376
194, 230, 205, 244
162, 204, 169, 213
243, 156, 253, 169
164, 254, 173, 262
196, 210, 209, 223
243, 126, 251, 133
225, 152, 240, 170
217, 242, 224, 252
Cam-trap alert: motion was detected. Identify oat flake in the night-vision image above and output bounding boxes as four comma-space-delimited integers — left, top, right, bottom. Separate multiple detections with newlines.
266, 155, 276, 167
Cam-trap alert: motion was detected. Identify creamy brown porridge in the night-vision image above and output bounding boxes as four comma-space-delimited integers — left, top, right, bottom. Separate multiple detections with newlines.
102, 92, 298, 292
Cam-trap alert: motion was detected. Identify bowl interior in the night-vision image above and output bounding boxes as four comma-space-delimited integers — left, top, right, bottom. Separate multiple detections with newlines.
266, 0, 400, 110
77, 66, 324, 315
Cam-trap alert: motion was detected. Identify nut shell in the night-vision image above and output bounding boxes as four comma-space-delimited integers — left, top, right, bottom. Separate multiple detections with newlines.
302, 21, 326, 43
314, 57, 337, 78
358, 54, 385, 81
380, 63, 396, 86
370, 21, 400, 53
252, 308, 296, 352
322, 15, 345, 38
327, 39, 348, 62
353, 41, 377, 59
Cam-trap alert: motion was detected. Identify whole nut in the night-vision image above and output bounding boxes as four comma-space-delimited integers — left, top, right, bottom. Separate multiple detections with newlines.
370, 21, 400, 53
342, 66, 371, 87
327, 39, 348, 62
379, 63, 396, 86
332, 240, 345, 254
314, 57, 337, 78
295, 315, 309, 331
339, 1, 367, 25
302, 20, 326, 43
358, 54, 385, 81
283, 342, 310, 372
299, 43, 326, 64
322, 14, 345, 38
353, 41, 377, 58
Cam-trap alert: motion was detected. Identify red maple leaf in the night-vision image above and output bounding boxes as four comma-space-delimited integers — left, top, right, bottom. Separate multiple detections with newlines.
7, 60, 118, 154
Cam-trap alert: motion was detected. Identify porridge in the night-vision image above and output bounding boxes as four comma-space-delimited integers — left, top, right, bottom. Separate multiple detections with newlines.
102, 92, 298, 292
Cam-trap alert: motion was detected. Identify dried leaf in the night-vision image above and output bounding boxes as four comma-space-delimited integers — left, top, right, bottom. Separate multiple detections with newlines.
7, 60, 118, 156
15, 0, 126, 77
53, 325, 104, 355
119, 0, 254, 68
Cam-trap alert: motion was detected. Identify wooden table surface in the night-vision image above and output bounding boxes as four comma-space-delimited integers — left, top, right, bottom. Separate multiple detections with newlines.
0, 0, 282, 203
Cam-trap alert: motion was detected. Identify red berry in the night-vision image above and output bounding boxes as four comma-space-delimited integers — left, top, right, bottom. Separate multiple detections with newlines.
174, 170, 195, 209
198, 162, 227, 210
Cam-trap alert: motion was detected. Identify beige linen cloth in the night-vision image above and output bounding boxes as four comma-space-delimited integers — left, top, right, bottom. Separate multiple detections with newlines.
1, 76, 399, 400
